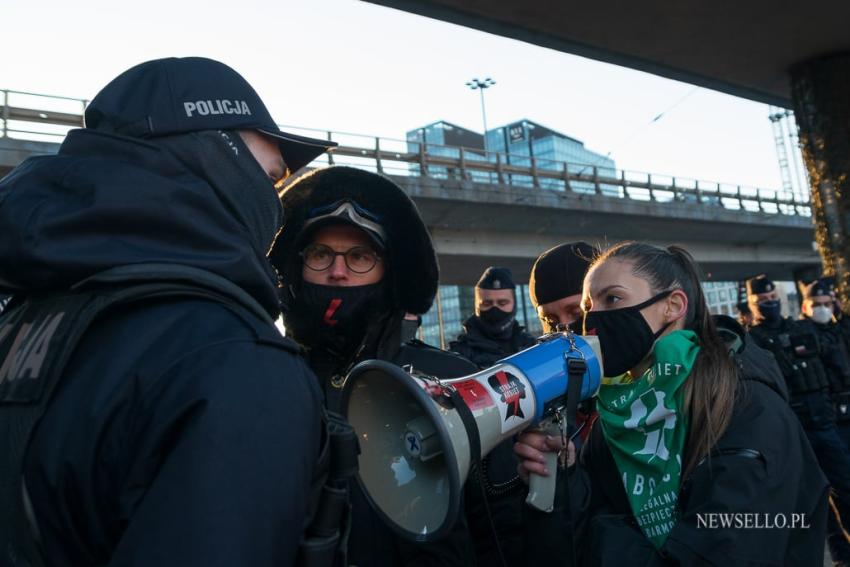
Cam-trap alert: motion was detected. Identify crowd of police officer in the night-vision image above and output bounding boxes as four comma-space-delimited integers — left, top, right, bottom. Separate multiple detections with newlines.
745, 275, 850, 564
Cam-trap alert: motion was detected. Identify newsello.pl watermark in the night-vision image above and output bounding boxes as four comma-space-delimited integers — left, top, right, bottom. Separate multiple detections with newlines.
697, 513, 811, 530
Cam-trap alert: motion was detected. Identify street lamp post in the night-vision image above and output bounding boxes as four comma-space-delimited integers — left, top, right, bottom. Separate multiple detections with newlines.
466, 77, 496, 148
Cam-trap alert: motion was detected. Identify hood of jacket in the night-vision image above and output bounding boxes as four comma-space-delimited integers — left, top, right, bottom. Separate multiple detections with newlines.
0, 129, 280, 316
270, 166, 438, 315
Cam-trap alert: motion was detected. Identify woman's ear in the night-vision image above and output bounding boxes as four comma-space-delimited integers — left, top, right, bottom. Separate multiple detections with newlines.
666, 289, 689, 323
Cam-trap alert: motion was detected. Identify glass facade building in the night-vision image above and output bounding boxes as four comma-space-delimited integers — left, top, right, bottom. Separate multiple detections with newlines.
406, 119, 618, 193
485, 120, 619, 195
702, 281, 740, 316
405, 121, 491, 182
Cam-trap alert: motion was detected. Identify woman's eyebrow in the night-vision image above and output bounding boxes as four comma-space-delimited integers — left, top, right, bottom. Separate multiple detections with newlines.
593, 284, 627, 298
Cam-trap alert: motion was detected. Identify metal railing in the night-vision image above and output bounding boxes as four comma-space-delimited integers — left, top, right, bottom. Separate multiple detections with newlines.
0, 89, 812, 217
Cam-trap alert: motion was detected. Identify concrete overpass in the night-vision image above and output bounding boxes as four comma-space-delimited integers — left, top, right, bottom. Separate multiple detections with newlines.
0, 91, 818, 285
393, 174, 816, 284
364, 0, 850, 108
1, 131, 818, 285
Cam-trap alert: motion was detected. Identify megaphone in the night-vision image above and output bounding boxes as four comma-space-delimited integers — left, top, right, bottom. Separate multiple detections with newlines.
340, 331, 603, 542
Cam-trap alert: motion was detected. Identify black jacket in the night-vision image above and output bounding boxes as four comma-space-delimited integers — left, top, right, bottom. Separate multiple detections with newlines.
750, 318, 835, 429
0, 130, 325, 566
450, 315, 537, 369
524, 331, 829, 566
798, 317, 850, 396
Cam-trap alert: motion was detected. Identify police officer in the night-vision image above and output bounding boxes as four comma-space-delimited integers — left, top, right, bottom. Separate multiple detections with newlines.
799, 279, 850, 427
798, 279, 850, 561
270, 166, 477, 567
0, 58, 338, 565
747, 275, 850, 564
450, 267, 536, 368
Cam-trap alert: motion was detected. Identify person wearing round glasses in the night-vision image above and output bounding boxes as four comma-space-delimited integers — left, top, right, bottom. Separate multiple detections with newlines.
271, 166, 478, 567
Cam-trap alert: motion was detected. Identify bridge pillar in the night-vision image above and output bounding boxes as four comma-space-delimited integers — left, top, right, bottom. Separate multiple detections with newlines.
791, 52, 850, 311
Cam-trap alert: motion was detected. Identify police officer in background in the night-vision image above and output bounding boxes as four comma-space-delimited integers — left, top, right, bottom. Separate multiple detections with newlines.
271, 166, 477, 567
748, 275, 850, 564
799, 279, 850, 428
450, 267, 536, 368
529, 241, 597, 332
798, 278, 850, 561
0, 58, 337, 566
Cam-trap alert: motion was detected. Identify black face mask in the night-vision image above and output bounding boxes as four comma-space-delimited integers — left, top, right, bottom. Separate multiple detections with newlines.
583, 290, 674, 377
478, 307, 515, 338
756, 300, 781, 323
284, 282, 388, 355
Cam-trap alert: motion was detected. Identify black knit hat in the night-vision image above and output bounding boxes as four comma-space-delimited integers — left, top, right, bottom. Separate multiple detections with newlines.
746, 275, 776, 296
529, 241, 597, 307
270, 166, 438, 315
85, 57, 336, 173
476, 267, 516, 290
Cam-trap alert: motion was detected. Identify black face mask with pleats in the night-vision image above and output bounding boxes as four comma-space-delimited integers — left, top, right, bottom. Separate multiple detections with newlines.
583, 290, 674, 377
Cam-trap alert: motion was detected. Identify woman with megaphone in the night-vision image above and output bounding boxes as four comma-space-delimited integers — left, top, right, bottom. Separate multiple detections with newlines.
515, 242, 828, 565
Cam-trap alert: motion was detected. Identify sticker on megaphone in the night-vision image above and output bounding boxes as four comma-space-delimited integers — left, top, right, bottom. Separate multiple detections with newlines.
341, 331, 604, 541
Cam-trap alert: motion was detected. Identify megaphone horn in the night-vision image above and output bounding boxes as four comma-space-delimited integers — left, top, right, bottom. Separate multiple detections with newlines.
341, 332, 603, 542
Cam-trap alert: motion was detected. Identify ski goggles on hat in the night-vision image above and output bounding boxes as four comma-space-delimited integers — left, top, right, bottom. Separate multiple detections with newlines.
304, 199, 386, 248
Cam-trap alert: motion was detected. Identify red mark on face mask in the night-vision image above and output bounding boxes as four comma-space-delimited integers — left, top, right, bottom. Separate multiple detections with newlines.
324, 299, 342, 326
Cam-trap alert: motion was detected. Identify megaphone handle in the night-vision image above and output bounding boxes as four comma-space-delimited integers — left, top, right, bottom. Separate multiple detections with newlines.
525, 421, 560, 513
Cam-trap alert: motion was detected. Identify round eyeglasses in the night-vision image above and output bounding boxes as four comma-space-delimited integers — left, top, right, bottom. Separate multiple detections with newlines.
301, 244, 382, 274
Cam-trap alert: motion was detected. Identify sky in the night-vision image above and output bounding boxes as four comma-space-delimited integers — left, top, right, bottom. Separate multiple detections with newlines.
3, 0, 799, 191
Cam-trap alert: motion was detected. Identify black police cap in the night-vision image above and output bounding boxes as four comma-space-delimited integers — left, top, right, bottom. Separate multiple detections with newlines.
803, 279, 832, 300
477, 266, 516, 290
746, 275, 775, 296
85, 57, 336, 173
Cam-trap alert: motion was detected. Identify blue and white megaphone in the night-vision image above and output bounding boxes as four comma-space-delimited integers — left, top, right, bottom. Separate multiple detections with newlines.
340, 331, 603, 542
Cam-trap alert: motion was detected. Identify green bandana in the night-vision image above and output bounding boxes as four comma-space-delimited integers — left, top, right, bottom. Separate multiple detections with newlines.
596, 330, 700, 549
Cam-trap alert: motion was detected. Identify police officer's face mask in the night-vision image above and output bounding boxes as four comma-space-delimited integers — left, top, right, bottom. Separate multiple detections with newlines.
478, 306, 515, 337
756, 300, 781, 322
583, 290, 674, 377
812, 305, 833, 325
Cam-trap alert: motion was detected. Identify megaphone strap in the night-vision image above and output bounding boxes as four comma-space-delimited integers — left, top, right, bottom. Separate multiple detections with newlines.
565, 357, 587, 435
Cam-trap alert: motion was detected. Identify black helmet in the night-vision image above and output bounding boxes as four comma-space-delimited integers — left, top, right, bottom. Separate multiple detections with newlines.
270, 166, 438, 315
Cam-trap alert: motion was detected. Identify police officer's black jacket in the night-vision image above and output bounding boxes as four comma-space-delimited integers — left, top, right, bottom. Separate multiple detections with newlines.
523, 328, 829, 566
0, 129, 325, 566
450, 315, 536, 369
749, 317, 835, 429
798, 317, 850, 406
